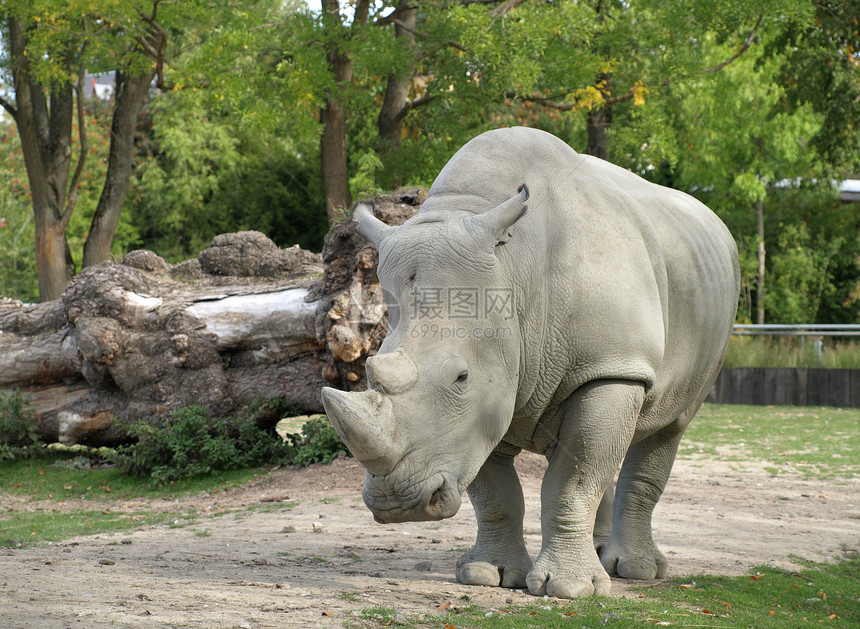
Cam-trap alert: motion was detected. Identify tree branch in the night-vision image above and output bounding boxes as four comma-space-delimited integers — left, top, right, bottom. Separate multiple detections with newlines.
704, 14, 763, 73
391, 18, 467, 53
0, 95, 17, 120
136, 0, 168, 88
510, 13, 763, 114
410, 93, 436, 109
489, 0, 529, 18
354, 0, 373, 27
60, 63, 88, 232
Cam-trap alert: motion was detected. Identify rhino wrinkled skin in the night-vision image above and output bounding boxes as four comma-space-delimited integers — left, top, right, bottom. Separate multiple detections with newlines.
322, 127, 740, 598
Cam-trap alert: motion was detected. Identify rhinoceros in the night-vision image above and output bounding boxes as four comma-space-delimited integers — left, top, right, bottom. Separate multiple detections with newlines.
321, 126, 739, 598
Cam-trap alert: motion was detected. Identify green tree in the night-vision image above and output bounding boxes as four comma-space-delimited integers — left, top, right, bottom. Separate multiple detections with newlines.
124, 0, 329, 257
0, 120, 37, 300
769, 0, 860, 175
649, 31, 856, 324
128, 88, 327, 258
0, 0, 206, 301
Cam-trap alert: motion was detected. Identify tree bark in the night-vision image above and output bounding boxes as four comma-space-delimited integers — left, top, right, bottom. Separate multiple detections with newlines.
8, 17, 76, 302
586, 105, 612, 161
83, 69, 156, 267
377, 1, 418, 153
320, 0, 355, 225
756, 197, 766, 325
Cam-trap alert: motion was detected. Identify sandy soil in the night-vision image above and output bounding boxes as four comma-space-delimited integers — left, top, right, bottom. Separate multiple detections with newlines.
2, 452, 858, 628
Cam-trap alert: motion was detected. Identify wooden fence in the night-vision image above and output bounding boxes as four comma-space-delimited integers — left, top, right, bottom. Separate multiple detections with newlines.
707, 367, 860, 408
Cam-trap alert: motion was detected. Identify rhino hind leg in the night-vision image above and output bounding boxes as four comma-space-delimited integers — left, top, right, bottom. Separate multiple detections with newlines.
593, 481, 615, 555
600, 420, 687, 580
527, 380, 645, 598
457, 449, 532, 589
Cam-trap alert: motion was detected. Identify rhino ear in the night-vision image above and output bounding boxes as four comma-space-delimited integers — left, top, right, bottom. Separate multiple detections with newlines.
353, 201, 396, 247
464, 184, 529, 247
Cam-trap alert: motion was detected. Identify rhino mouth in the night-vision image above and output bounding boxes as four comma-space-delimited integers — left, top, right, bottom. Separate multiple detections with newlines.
364, 472, 462, 524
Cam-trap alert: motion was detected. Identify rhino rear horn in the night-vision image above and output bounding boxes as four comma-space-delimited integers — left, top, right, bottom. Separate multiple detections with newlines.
353, 202, 396, 247
321, 387, 401, 476
464, 184, 529, 246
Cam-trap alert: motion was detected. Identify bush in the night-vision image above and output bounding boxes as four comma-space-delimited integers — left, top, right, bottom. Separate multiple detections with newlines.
111, 406, 296, 484
0, 389, 44, 460
110, 406, 349, 484
284, 417, 349, 467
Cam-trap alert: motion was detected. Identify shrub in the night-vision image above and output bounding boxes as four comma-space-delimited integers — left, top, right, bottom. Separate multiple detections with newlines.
111, 406, 295, 484
284, 417, 349, 467
110, 406, 349, 484
0, 389, 43, 460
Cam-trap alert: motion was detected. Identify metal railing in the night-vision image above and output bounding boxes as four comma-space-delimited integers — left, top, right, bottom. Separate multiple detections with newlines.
733, 324, 860, 337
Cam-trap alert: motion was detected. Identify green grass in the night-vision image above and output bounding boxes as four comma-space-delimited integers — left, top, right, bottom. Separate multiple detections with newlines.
0, 450, 264, 502
723, 335, 860, 369
0, 450, 269, 547
681, 403, 860, 478
367, 557, 859, 628
633, 556, 860, 628
0, 509, 184, 547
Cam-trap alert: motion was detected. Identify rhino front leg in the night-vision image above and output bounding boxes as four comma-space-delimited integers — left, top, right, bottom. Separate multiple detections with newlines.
458, 447, 532, 589
527, 380, 644, 598
600, 421, 686, 580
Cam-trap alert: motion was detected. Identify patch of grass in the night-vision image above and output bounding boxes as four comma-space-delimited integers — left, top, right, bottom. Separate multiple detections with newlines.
0, 449, 267, 546
359, 606, 400, 623
634, 555, 860, 628
681, 403, 860, 478
0, 450, 262, 502
0, 509, 179, 547
724, 335, 860, 369
244, 501, 298, 515
410, 558, 859, 628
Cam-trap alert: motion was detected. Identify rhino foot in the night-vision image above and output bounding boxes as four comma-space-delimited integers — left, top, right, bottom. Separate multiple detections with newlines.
526, 556, 611, 598
456, 544, 531, 589
457, 561, 529, 589
600, 541, 667, 580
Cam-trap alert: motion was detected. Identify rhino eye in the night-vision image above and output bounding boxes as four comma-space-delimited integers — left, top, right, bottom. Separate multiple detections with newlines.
455, 370, 468, 384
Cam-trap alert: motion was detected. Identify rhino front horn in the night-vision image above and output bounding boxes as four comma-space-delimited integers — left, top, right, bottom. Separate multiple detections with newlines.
321, 387, 401, 476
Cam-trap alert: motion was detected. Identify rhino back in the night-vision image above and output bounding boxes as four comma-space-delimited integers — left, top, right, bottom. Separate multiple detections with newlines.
423, 127, 738, 444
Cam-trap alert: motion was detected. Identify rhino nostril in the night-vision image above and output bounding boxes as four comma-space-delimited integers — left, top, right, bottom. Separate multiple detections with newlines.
428, 480, 447, 511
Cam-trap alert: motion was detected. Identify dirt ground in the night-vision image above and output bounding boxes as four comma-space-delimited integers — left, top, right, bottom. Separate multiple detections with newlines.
2, 451, 859, 629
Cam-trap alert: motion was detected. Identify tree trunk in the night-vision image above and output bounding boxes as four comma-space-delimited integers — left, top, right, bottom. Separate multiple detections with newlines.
83, 69, 156, 268
320, 0, 354, 225
755, 197, 766, 325
377, 1, 418, 153
8, 17, 76, 302
586, 101, 612, 161
34, 221, 75, 302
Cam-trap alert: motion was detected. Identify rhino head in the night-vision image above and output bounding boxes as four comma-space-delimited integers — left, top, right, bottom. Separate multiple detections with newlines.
322, 185, 529, 523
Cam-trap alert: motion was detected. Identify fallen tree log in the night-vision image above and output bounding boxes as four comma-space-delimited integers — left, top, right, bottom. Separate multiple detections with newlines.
0, 193, 421, 446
